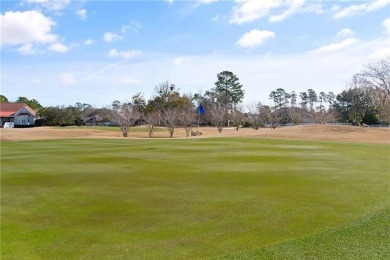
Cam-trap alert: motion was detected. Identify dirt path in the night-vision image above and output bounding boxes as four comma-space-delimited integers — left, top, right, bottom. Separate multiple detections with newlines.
1, 125, 389, 144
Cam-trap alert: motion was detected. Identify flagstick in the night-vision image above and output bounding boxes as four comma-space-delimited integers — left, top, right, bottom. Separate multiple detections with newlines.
197, 102, 200, 141
198, 107, 200, 127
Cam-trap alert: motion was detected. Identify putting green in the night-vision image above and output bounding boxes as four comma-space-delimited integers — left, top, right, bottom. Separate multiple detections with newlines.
1, 138, 389, 259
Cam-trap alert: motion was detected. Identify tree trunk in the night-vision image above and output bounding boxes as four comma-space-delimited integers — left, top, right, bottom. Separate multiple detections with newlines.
169, 127, 174, 138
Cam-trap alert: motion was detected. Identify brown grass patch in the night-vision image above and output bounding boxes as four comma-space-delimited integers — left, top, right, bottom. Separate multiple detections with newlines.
1, 125, 389, 144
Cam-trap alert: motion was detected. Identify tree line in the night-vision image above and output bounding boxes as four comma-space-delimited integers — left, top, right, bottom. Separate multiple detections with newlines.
2, 58, 389, 137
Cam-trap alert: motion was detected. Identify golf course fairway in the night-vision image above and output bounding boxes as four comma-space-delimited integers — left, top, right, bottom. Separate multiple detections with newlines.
1, 138, 389, 259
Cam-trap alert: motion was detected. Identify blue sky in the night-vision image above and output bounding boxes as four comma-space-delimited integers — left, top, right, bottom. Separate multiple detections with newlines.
1, 0, 389, 107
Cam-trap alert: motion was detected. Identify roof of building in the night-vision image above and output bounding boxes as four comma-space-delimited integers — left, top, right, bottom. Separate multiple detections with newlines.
0, 103, 37, 117
84, 115, 104, 122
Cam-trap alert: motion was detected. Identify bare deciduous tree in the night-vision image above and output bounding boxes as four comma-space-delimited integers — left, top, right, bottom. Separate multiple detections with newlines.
160, 107, 179, 138
314, 110, 336, 124
144, 111, 160, 138
270, 109, 280, 129
314, 91, 337, 124
230, 105, 245, 131
367, 86, 390, 123
290, 111, 302, 125
180, 108, 195, 137
356, 57, 390, 123
111, 101, 140, 137
247, 102, 262, 130
209, 103, 228, 133
359, 57, 390, 99
247, 102, 273, 129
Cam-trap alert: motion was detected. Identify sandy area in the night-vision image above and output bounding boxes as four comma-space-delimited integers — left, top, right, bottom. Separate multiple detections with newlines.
1, 125, 389, 144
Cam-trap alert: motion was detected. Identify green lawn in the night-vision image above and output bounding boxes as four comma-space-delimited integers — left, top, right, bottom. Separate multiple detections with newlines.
1, 138, 389, 259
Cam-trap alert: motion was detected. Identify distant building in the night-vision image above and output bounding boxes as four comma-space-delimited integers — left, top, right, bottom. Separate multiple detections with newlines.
0, 103, 37, 127
84, 115, 105, 126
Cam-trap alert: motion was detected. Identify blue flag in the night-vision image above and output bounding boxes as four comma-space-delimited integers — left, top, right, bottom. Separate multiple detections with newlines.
198, 104, 205, 115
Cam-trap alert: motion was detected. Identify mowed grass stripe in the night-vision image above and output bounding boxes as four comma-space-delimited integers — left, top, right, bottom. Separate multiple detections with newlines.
1, 138, 389, 259
220, 207, 390, 259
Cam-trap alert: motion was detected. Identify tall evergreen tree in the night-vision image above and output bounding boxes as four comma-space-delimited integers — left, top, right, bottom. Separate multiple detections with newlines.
307, 89, 318, 111
16, 96, 43, 110
214, 71, 244, 108
299, 91, 308, 110
289, 91, 297, 107
333, 87, 374, 125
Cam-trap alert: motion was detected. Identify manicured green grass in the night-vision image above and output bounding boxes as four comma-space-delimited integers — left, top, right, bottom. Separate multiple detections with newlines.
220, 207, 390, 259
1, 138, 389, 259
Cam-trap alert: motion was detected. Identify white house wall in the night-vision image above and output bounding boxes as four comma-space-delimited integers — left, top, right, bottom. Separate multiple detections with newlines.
14, 107, 36, 126
14, 116, 35, 126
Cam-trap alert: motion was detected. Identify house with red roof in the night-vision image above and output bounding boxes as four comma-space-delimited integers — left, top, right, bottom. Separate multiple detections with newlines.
0, 103, 37, 127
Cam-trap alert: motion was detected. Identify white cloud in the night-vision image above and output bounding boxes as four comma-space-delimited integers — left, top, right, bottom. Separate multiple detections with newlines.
336, 28, 354, 38
167, 0, 174, 4
383, 18, 390, 34
229, 0, 308, 24
48, 0, 71, 10
1, 10, 57, 45
192, 0, 218, 10
103, 32, 122, 42
48, 42, 69, 53
312, 38, 358, 53
17, 43, 38, 55
331, 5, 340, 12
269, 0, 305, 22
76, 9, 87, 20
370, 47, 390, 59
230, 0, 282, 25
212, 14, 222, 22
100, 39, 383, 106
367, 37, 390, 59
333, 0, 390, 19
301, 2, 324, 14
23, 0, 71, 11
198, 0, 218, 4
237, 29, 275, 48
120, 25, 130, 33
24, 0, 48, 3
108, 49, 142, 59
59, 73, 76, 86
121, 77, 140, 85
6, 37, 387, 108
84, 39, 95, 45
31, 78, 42, 84
173, 57, 190, 65
120, 21, 142, 33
